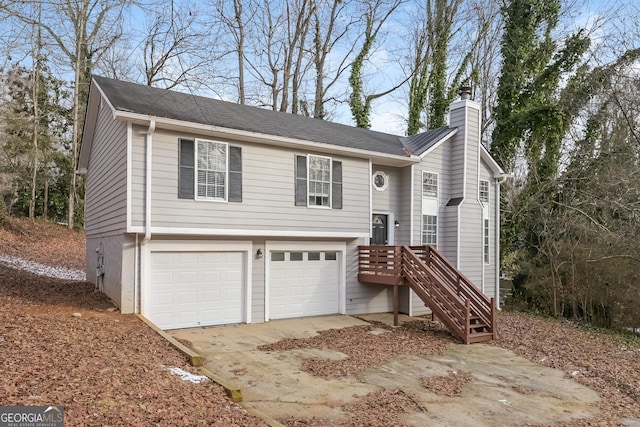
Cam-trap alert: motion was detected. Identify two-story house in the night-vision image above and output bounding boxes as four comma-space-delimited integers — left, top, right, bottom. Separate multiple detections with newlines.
79, 76, 507, 338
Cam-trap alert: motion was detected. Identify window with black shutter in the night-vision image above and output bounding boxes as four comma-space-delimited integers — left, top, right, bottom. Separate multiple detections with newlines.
178, 138, 242, 202
294, 154, 342, 209
229, 146, 242, 202
178, 139, 194, 199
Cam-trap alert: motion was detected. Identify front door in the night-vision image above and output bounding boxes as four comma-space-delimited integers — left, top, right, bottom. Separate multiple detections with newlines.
371, 214, 388, 245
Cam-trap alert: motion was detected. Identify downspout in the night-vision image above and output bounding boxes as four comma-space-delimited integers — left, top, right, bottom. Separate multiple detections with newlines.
134, 233, 139, 313
494, 173, 511, 309
143, 120, 156, 244
368, 160, 372, 244
409, 164, 415, 317
139, 120, 155, 316
409, 165, 415, 246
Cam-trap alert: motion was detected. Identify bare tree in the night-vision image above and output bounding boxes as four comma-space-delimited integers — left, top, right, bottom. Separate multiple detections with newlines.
312, 0, 354, 119
467, 0, 502, 143
142, 2, 210, 90
242, 0, 315, 112
279, 0, 314, 113
28, 6, 42, 220
348, 0, 405, 129
215, 0, 251, 104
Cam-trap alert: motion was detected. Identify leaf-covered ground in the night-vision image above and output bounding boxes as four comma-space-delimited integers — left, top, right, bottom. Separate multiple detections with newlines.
0, 218, 267, 426
1, 217, 640, 426
492, 312, 640, 426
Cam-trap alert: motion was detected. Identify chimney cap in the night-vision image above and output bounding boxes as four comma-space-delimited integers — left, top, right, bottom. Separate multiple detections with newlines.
459, 85, 472, 100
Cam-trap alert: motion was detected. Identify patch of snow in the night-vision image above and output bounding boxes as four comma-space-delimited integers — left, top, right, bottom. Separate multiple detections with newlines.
167, 367, 209, 384
0, 255, 86, 281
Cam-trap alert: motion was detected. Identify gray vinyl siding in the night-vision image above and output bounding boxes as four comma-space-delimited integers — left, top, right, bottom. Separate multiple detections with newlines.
459, 203, 483, 285
448, 108, 466, 199
456, 100, 484, 290
396, 166, 413, 245
347, 238, 396, 314
371, 165, 406, 245
130, 127, 369, 235
440, 207, 459, 264
480, 159, 497, 299
464, 110, 481, 198
411, 141, 453, 315
412, 165, 422, 245
252, 239, 266, 322
84, 102, 128, 238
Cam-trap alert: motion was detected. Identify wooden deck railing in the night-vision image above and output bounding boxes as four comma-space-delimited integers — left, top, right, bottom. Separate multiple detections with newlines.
357, 245, 495, 344
357, 245, 404, 286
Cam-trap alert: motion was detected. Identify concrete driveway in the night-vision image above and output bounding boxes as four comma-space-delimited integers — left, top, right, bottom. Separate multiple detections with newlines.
169, 314, 600, 426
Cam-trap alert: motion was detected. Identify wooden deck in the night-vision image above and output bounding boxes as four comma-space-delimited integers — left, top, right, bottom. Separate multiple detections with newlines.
358, 245, 496, 344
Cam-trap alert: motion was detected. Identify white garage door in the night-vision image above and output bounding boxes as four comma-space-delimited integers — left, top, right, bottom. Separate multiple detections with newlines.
148, 251, 244, 329
269, 250, 340, 319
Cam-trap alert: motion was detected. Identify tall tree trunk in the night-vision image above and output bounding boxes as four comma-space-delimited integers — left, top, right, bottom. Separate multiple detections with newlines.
234, 0, 246, 104
29, 10, 42, 220
68, 38, 82, 229
43, 176, 49, 220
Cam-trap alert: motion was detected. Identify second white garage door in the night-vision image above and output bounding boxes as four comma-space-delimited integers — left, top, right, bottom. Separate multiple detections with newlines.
148, 251, 245, 329
269, 250, 340, 319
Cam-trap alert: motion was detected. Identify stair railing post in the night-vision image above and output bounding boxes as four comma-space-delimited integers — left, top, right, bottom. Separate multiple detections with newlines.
491, 297, 497, 340
465, 298, 471, 344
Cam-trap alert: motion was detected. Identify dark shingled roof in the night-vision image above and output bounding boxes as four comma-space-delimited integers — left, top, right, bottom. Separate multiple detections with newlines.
400, 126, 456, 156
93, 76, 414, 157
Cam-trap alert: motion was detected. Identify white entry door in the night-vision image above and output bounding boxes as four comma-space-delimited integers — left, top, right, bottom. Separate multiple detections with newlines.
148, 251, 244, 329
269, 249, 340, 319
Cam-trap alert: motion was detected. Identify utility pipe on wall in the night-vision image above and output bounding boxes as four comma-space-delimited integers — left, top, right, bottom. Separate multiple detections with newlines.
143, 120, 156, 244
138, 120, 155, 316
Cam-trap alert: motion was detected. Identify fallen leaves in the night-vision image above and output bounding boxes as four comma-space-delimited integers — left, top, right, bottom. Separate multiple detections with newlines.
258, 321, 453, 378
0, 224, 267, 426
493, 312, 640, 426
420, 370, 473, 397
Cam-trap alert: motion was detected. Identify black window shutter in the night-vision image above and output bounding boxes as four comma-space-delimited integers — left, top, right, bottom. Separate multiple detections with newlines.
178, 139, 194, 199
295, 155, 307, 206
229, 146, 242, 202
332, 160, 343, 209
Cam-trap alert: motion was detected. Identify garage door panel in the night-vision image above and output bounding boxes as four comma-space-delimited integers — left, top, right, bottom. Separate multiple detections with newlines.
269, 249, 340, 320
148, 251, 245, 329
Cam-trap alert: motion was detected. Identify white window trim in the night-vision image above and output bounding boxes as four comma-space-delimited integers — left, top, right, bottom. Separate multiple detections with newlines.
421, 214, 438, 246
307, 154, 332, 209
422, 171, 439, 199
195, 138, 229, 202
483, 218, 490, 264
479, 179, 490, 205
372, 170, 389, 191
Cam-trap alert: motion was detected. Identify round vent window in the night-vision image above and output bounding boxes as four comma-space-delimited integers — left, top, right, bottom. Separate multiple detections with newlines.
372, 171, 388, 191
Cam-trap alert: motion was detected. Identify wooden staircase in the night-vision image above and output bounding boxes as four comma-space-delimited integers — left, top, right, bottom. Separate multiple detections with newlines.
358, 245, 496, 344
